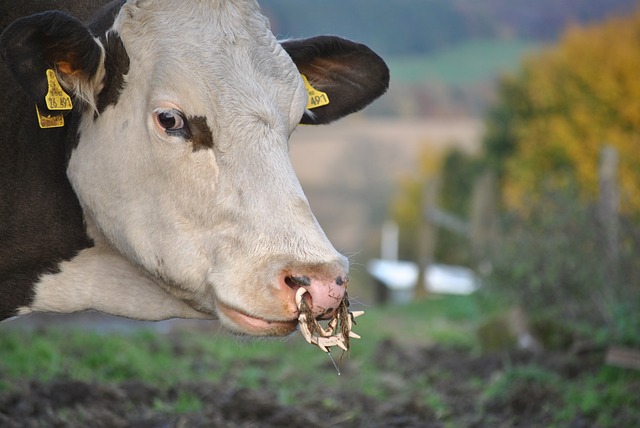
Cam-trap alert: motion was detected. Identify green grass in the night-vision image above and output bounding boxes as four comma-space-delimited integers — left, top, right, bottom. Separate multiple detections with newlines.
0, 296, 479, 395
359, 295, 483, 348
1, 295, 639, 426
388, 38, 541, 85
557, 367, 640, 427
478, 363, 640, 428
0, 329, 189, 387
153, 391, 203, 414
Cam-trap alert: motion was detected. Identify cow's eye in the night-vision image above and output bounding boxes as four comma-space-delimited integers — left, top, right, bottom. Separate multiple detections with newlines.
154, 109, 185, 133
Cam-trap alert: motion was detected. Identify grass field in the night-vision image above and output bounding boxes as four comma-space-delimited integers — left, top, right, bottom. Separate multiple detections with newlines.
0, 296, 481, 394
387, 38, 541, 85
1, 296, 639, 427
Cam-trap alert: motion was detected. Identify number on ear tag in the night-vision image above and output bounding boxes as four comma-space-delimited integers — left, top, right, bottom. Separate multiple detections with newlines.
45, 69, 73, 111
301, 74, 330, 110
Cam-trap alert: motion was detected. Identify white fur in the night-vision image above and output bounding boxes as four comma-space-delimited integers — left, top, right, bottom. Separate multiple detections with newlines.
22, 244, 214, 321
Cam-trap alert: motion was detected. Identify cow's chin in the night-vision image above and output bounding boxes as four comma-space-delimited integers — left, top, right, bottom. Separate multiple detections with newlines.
215, 302, 298, 336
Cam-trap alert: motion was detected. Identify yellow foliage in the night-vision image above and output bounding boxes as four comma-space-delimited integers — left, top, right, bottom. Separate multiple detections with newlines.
499, 10, 640, 213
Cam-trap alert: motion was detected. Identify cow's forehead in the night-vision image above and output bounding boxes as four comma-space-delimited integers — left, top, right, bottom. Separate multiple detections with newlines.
117, 0, 269, 44
110, 0, 306, 129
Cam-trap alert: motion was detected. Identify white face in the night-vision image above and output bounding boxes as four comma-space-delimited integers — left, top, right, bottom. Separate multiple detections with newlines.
67, 0, 348, 334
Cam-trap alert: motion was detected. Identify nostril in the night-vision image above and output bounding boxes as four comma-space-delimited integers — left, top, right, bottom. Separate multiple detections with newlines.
281, 271, 347, 320
285, 275, 311, 288
285, 276, 294, 289
336, 275, 348, 286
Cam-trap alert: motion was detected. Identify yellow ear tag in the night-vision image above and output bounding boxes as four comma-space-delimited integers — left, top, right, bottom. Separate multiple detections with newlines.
36, 105, 65, 129
45, 69, 73, 111
301, 74, 329, 109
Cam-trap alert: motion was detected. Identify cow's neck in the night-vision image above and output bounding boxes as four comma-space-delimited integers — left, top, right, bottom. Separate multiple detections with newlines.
21, 243, 215, 321
0, 0, 129, 321
0, 91, 92, 320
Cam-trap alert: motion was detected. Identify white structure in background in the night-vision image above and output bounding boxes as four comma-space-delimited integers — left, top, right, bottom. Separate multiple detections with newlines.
380, 221, 400, 261
368, 258, 419, 304
367, 221, 479, 303
426, 264, 479, 295
368, 221, 416, 303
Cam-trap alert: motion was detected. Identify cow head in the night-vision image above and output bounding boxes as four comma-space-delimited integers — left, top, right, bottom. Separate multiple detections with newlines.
0, 0, 389, 335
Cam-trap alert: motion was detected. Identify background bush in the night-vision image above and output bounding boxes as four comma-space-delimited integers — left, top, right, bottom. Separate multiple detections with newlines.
481, 182, 640, 347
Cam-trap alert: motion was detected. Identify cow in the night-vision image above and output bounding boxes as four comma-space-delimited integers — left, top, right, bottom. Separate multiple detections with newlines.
0, 0, 389, 337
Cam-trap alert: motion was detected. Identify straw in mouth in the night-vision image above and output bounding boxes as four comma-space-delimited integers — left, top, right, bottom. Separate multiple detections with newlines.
295, 287, 364, 374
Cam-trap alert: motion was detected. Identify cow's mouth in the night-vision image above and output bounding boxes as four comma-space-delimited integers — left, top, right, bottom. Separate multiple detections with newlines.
216, 302, 298, 336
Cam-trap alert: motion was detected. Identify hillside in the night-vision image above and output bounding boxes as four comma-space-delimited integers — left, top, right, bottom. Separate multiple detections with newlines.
261, 0, 638, 57
261, 0, 638, 117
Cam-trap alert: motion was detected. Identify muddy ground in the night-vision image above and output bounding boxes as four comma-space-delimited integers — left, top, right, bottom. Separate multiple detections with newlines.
0, 337, 616, 428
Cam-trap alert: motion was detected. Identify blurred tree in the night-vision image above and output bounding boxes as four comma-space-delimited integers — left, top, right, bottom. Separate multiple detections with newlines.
390, 146, 483, 265
485, 10, 640, 214
437, 149, 484, 265
481, 181, 640, 346
390, 146, 442, 262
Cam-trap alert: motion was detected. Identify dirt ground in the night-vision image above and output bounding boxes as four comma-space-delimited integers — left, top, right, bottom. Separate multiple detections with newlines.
0, 338, 611, 428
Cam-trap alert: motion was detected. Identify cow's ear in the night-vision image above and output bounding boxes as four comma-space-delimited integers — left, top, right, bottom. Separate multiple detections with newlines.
282, 36, 390, 125
0, 11, 103, 115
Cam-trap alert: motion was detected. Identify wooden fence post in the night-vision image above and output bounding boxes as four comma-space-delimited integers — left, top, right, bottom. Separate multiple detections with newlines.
597, 145, 620, 308
470, 171, 499, 270
415, 178, 440, 299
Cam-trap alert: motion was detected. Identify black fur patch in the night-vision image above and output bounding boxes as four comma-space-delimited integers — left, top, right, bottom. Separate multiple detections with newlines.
188, 116, 214, 151
0, 96, 92, 319
95, 32, 129, 114
88, 0, 126, 36
91, 0, 129, 114
0, 0, 112, 33
0, 276, 34, 320
0, 2, 120, 320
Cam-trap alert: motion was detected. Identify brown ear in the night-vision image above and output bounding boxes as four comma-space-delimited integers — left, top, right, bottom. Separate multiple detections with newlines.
282, 36, 390, 125
0, 10, 103, 115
